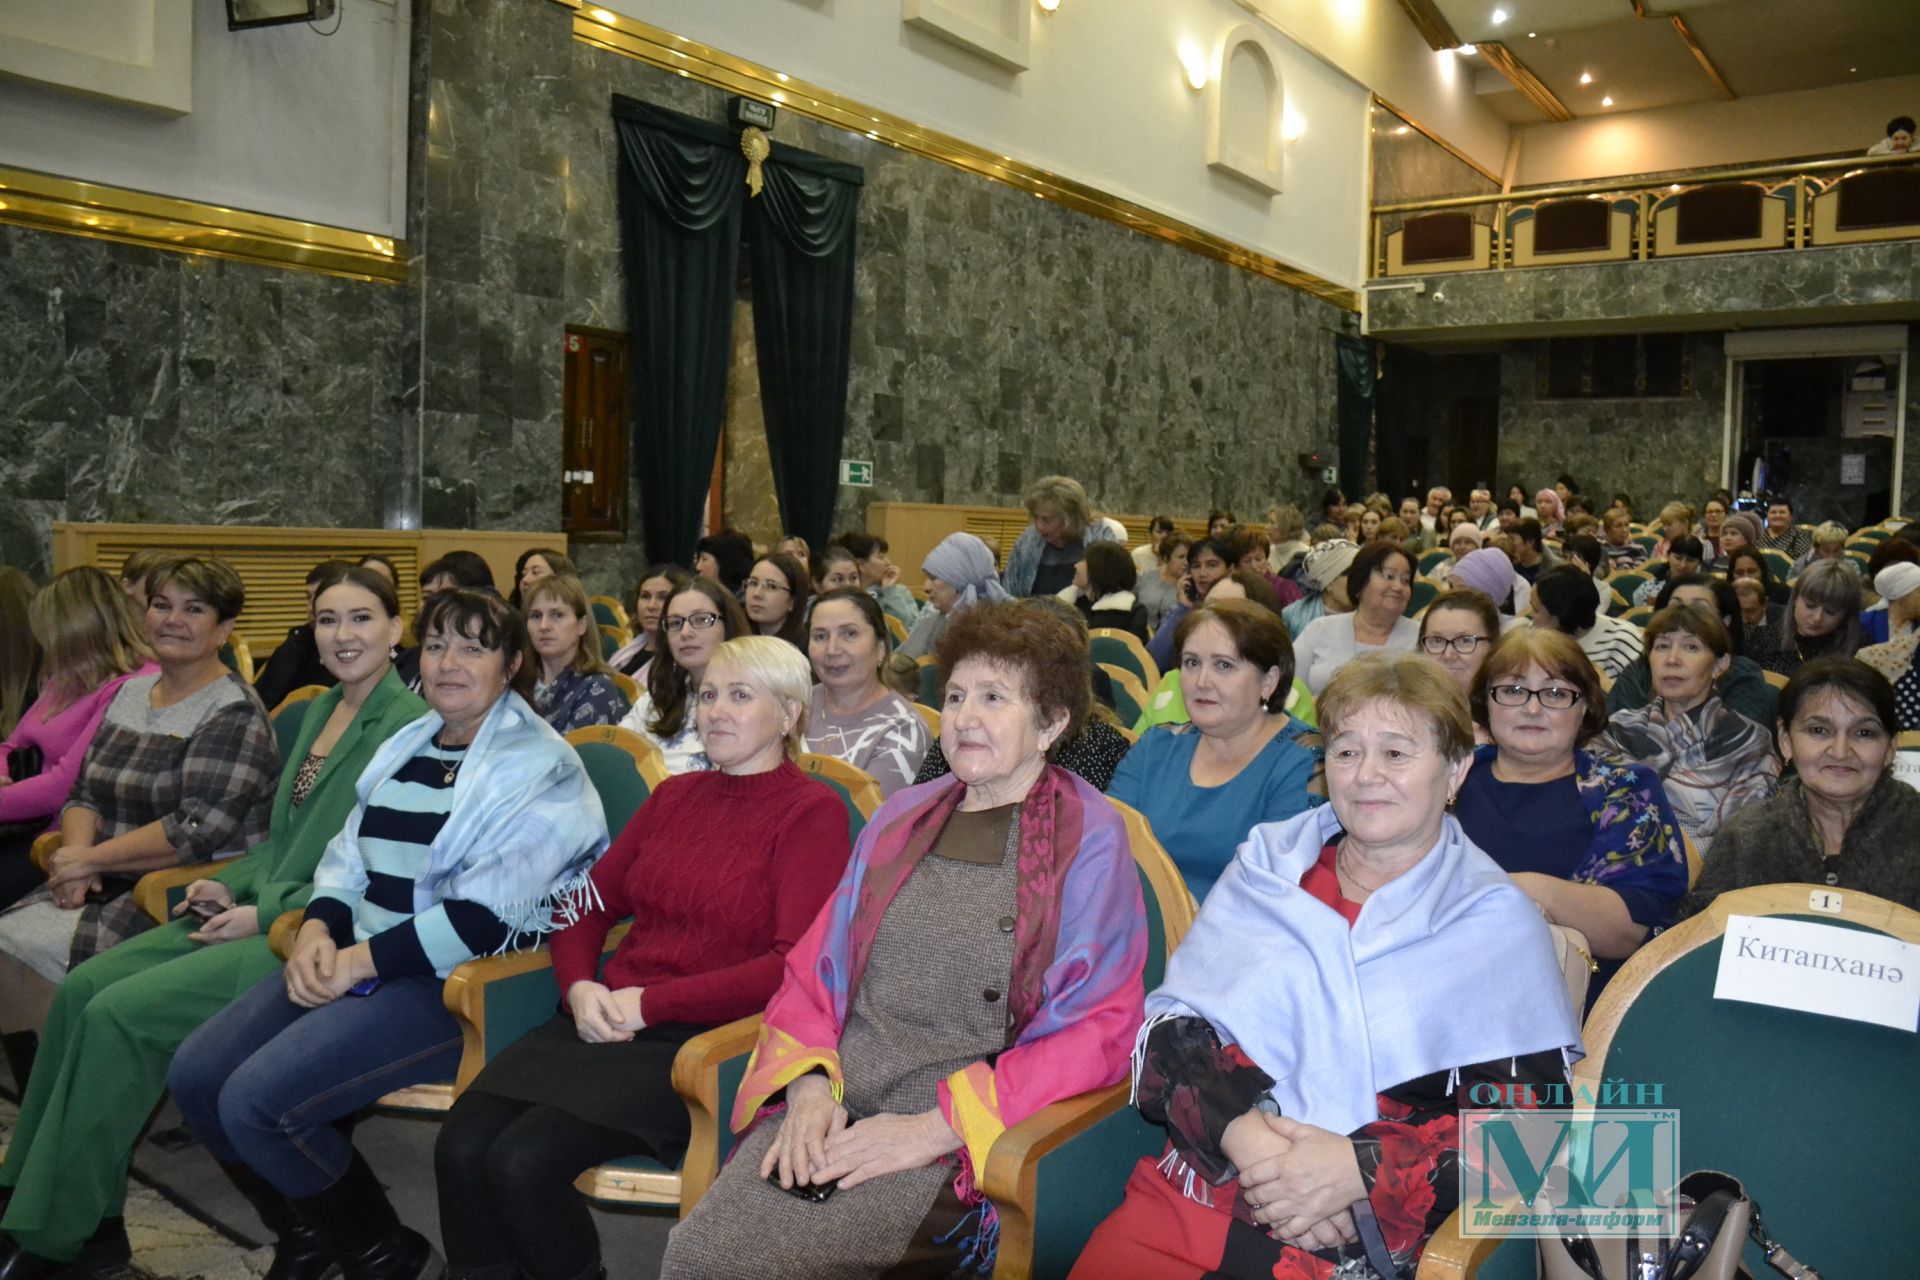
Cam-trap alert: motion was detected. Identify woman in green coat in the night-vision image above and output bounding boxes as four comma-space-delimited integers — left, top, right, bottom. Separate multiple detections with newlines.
0, 566, 427, 1280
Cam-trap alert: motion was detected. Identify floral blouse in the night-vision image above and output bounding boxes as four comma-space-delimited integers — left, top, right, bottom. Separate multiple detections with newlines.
531, 669, 631, 734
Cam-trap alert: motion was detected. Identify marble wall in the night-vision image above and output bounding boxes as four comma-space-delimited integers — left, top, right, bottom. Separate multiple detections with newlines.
1368, 102, 1501, 246
0, 225, 406, 579
1493, 333, 1727, 512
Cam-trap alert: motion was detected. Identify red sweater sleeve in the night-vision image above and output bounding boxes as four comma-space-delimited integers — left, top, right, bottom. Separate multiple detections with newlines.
638, 787, 851, 1027
548, 808, 644, 995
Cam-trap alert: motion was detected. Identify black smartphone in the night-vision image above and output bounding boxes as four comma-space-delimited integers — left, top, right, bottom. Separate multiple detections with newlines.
766, 1170, 838, 1203
186, 899, 223, 923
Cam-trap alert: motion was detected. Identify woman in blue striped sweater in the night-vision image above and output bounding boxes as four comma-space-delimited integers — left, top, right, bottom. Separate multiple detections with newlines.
165, 590, 608, 1280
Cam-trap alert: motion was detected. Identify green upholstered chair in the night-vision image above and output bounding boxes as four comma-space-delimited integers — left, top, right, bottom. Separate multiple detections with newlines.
918, 656, 944, 709
563, 725, 668, 836
1089, 629, 1160, 691
1760, 548, 1795, 581
1406, 577, 1440, 617
1416, 883, 1920, 1279
795, 752, 882, 837
1419, 548, 1452, 575
590, 600, 622, 630
1607, 570, 1650, 605
1097, 663, 1148, 728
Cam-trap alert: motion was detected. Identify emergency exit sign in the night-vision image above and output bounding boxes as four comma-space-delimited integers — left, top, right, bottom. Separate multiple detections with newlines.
840, 460, 874, 487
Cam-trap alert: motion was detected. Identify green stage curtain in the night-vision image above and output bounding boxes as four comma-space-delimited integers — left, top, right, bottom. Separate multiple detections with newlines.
613, 96, 745, 565
748, 144, 864, 555
1335, 335, 1377, 501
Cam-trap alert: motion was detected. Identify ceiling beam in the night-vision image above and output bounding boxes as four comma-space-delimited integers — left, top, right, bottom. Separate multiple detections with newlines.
1667, 13, 1736, 99
1477, 41, 1574, 122
1393, 0, 1463, 52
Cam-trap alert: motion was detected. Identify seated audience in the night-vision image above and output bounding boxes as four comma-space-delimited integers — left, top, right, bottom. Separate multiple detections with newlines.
1108, 601, 1324, 901
1419, 589, 1501, 701
1133, 515, 1177, 574
1725, 546, 1790, 609
606, 564, 691, 681
1148, 537, 1236, 671
0, 567, 424, 1277
252, 559, 354, 711
396, 551, 497, 691
1743, 560, 1863, 678
1506, 484, 1537, 521
1861, 537, 1920, 642
1226, 527, 1303, 606
1609, 575, 1778, 727
1530, 564, 1643, 680
509, 547, 576, 613
0, 570, 39, 740
1873, 113, 1920, 155
1292, 543, 1420, 696
1066, 541, 1151, 643
1135, 533, 1189, 632
1356, 507, 1382, 541
1457, 629, 1685, 1001
1758, 497, 1811, 560
1708, 511, 1762, 578
618, 579, 750, 774
1397, 497, 1428, 547
1132, 576, 1316, 736
1279, 540, 1358, 639
1073, 651, 1580, 1280
116, 549, 173, 604
665, 602, 1147, 1279
525, 574, 631, 732
1686, 657, 1920, 915
1868, 114, 1915, 155
1208, 508, 1238, 539
356, 553, 399, 585
810, 544, 863, 595
0, 558, 277, 1041
1854, 563, 1920, 729
1466, 487, 1499, 532
803, 590, 931, 797
1431, 520, 1483, 582
1533, 489, 1566, 540
694, 530, 756, 597
167, 588, 606, 1280
1002, 474, 1122, 598
1594, 605, 1779, 848
437, 637, 851, 1280
901, 532, 1009, 660
1732, 577, 1770, 631
1792, 522, 1858, 578
1630, 535, 1706, 607
1510, 518, 1553, 584
1268, 504, 1311, 583
743, 552, 811, 649
1450, 545, 1525, 618
1699, 495, 1728, 553
777, 533, 811, 564
0, 569, 154, 910
1649, 502, 1695, 561
834, 532, 920, 627
1600, 508, 1648, 571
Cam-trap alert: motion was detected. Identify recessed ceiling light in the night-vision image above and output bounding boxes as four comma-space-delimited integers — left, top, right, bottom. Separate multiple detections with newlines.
1457, 43, 1478, 54
1395, 125, 1411, 135
1579, 71, 1593, 85
1491, 7, 1508, 23
1527, 31, 1536, 38
1601, 95, 1613, 107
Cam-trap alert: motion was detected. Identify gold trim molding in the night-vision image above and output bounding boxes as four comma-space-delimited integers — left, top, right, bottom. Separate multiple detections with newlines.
1666, 13, 1734, 101
1476, 42, 1572, 123
562, 2, 1358, 311
1370, 95, 1502, 187
0, 166, 406, 284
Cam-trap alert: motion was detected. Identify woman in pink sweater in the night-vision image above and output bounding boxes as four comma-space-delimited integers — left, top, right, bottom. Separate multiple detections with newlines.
0, 568, 156, 908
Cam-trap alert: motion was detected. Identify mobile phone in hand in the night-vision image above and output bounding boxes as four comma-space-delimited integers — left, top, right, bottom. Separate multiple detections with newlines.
186, 899, 223, 923
766, 1170, 838, 1203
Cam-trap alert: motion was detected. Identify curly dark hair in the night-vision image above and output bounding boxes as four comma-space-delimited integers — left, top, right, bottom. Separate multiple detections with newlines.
934, 599, 1090, 742
417, 588, 536, 703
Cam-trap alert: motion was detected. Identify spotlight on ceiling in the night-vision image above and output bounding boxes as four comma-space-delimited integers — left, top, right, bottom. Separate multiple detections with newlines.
1491, 7, 1509, 24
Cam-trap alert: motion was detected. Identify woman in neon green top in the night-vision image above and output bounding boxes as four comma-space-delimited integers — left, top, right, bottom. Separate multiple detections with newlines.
0, 567, 426, 1279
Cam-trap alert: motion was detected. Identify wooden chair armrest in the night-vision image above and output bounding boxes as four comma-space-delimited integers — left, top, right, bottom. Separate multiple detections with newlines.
670, 1013, 765, 1216
268, 910, 303, 961
442, 923, 632, 1094
133, 864, 210, 924
1414, 1206, 1506, 1279
30, 832, 58, 874
981, 1082, 1134, 1280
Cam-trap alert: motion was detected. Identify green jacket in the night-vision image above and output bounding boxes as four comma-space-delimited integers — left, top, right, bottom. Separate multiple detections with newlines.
212, 670, 427, 924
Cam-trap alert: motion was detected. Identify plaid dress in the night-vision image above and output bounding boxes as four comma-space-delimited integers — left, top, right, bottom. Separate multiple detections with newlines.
0, 672, 279, 976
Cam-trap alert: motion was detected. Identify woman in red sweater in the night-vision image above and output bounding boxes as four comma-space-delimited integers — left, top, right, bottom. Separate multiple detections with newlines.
432, 636, 852, 1280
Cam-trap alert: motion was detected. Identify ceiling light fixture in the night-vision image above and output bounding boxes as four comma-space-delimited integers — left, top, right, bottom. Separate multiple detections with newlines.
1457, 43, 1478, 54
1527, 31, 1536, 38
1601, 95, 1613, 107
1579, 71, 1593, 85
1491, 7, 1508, 24
1395, 125, 1411, 135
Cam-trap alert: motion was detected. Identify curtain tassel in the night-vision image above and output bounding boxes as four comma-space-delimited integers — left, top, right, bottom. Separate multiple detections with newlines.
740, 127, 770, 197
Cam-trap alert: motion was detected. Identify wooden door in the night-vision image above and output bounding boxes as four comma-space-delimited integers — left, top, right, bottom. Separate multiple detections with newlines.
561, 328, 629, 541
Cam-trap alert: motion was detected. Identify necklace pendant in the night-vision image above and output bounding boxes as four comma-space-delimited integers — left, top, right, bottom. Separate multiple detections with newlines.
444, 767, 458, 785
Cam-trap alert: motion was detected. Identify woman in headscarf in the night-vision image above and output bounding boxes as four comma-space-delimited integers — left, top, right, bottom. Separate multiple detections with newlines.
1854, 563, 1920, 730
899, 532, 1010, 660
1533, 489, 1566, 541
1594, 605, 1779, 849
1072, 652, 1581, 1280
1448, 546, 1525, 620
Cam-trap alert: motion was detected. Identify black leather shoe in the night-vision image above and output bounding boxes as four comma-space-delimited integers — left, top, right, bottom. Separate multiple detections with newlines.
264, 1224, 340, 1280
0, 1239, 72, 1280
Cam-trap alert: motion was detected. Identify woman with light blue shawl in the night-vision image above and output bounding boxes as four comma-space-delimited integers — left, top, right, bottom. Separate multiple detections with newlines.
167, 590, 609, 1280
898, 531, 1011, 659
1074, 651, 1583, 1280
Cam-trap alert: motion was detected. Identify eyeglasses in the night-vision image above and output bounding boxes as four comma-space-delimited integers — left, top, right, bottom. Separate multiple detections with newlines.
663, 612, 722, 634
1420, 634, 1489, 655
743, 577, 790, 595
1489, 684, 1582, 710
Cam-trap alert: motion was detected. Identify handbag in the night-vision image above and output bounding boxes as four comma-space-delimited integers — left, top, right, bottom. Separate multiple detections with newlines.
1538, 1171, 1823, 1280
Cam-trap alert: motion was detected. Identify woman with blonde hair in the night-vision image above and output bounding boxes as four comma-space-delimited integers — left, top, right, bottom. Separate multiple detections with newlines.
1001, 474, 1121, 597
0, 569, 155, 909
525, 574, 631, 732
1650, 502, 1697, 561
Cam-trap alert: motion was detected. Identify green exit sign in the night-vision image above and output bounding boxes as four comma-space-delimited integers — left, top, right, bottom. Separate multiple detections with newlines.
840, 459, 874, 487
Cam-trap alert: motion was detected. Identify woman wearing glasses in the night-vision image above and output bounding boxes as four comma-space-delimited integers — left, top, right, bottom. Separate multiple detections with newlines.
742, 553, 810, 651
618, 579, 750, 775
1417, 589, 1500, 695
1455, 629, 1688, 1001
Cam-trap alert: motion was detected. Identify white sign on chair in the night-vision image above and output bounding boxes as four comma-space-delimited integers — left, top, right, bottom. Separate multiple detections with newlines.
1714, 914, 1920, 1032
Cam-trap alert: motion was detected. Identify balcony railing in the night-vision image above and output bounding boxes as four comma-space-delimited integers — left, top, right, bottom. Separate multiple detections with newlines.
1370, 152, 1920, 279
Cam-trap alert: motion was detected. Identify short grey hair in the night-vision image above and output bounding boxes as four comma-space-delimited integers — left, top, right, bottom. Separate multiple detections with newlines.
1024, 475, 1092, 540
702, 635, 814, 755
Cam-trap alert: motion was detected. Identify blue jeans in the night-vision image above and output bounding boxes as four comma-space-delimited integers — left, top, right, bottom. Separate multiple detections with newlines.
167, 970, 461, 1197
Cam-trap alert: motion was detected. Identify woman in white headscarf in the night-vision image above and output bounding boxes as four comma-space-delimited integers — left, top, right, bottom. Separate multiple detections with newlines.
898, 532, 1011, 659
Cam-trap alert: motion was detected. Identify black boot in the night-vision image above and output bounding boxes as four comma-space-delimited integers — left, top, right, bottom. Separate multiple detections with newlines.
216, 1162, 339, 1280
288, 1153, 440, 1280
1, 1033, 36, 1096
0, 1215, 129, 1280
